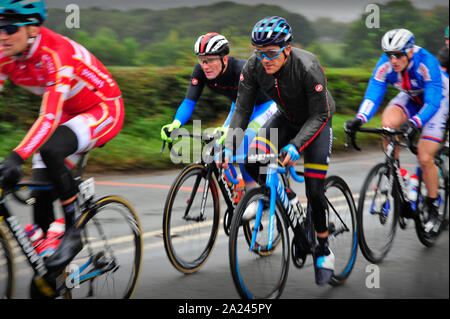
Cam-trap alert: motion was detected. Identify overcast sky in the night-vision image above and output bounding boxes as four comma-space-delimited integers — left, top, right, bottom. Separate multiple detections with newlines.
45, 0, 449, 22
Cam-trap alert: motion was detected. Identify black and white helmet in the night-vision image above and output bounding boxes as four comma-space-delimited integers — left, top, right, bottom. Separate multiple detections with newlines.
194, 33, 230, 56
381, 28, 415, 52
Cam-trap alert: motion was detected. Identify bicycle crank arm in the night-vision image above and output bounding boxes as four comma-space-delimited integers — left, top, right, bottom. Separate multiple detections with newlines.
182, 215, 206, 222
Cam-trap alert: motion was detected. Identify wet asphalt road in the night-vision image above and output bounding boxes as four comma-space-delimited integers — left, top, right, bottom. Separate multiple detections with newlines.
5, 148, 449, 299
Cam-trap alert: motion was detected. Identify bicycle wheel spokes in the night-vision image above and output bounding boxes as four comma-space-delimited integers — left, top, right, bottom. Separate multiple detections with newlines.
229, 188, 289, 299
324, 176, 358, 285
67, 197, 142, 299
0, 228, 14, 298
163, 165, 220, 273
358, 163, 397, 263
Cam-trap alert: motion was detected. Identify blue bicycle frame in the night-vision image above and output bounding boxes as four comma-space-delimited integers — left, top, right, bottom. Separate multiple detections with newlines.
224, 158, 304, 252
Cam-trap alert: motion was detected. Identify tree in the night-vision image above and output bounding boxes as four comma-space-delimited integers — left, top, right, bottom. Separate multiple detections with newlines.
342, 0, 449, 66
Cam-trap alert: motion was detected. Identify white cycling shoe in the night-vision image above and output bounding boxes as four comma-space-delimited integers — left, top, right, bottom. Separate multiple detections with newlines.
314, 247, 335, 286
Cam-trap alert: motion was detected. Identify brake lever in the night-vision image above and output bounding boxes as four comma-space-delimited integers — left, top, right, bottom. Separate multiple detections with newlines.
345, 131, 361, 151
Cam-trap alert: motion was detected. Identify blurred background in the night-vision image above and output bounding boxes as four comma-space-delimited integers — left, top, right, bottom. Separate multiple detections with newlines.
1, 0, 448, 171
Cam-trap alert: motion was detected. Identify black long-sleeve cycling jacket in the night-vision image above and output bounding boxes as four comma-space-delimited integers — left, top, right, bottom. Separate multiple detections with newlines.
225, 47, 336, 152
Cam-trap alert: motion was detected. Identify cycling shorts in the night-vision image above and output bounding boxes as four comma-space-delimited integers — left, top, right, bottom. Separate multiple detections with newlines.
32, 98, 124, 169
390, 92, 449, 143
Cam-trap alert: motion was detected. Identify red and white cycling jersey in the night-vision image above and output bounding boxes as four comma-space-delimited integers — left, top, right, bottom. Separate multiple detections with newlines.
0, 27, 122, 160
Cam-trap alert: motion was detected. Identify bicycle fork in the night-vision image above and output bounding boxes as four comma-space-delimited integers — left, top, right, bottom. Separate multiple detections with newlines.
250, 165, 308, 252
183, 167, 211, 222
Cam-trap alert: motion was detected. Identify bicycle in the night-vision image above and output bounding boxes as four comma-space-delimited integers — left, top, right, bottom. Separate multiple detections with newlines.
9, 152, 89, 207
0, 152, 143, 299
161, 129, 289, 274
227, 153, 358, 299
345, 127, 449, 264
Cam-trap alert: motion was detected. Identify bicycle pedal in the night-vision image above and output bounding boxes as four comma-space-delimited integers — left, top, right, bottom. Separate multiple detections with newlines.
398, 217, 408, 229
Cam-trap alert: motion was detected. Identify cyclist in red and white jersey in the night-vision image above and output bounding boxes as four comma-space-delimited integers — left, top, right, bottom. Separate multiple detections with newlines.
0, 0, 124, 272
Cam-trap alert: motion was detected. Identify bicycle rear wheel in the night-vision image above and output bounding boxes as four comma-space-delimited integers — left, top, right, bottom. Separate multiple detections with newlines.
229, 187, 289, 299
0, 227, 14, 298
415, 159, 449, 247
357, 163, 399, 263
163, 164, 220, 274
324, 176, 358, 285
65, 196, 143, 299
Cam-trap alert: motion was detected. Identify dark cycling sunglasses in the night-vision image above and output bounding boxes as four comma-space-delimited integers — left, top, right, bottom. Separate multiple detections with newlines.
254, 46, 287, 61
385, 51, 406, 59
0, 24, 20, 35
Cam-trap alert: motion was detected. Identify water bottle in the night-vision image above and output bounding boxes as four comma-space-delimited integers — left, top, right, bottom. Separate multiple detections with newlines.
399, 167, 410, 189
408, 172, 420, 203
286, 187, 299, 212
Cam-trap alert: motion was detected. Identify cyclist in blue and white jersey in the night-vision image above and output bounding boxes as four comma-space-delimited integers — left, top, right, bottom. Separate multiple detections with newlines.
346, 29, 449, 232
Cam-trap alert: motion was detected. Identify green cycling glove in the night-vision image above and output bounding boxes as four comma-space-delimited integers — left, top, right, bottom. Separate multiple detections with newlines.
161, 120, 181, 142
213, 126, 229, 145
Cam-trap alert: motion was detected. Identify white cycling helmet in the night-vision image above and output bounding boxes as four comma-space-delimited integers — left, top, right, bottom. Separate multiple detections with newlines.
381, 28, 415, 52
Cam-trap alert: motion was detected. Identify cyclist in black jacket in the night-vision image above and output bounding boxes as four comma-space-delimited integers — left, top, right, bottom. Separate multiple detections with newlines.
220, 16, 336, 286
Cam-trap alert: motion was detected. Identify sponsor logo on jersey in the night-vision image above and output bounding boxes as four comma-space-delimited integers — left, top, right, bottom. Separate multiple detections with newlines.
192, 78, 198, 85
240, 73, 244, 81
24, 121, 52, 155
79, 67, 105, 89
315, 84, 323, 92
418, 63, 431, 81
41, 54, 56, 75
374, 62, 391, 82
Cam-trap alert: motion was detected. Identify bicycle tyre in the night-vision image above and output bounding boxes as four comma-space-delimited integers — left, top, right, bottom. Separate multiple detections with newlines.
357, 163, 399, 264
415, 160, 449, 247
65, 196, 143, 299
163, 164, 221, 274
0, 226, 14, 298
239, 159, 288, 253
324, 175, 358, 286
229, 187, 290, 299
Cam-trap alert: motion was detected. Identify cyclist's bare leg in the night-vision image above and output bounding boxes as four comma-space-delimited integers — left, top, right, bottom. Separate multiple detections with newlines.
417, 138, 440, 198
381, 105, 408, 158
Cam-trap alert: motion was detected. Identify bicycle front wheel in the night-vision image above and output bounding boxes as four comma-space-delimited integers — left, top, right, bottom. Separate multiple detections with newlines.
229, 187, 290, 299
324, 176, 358, 285
357, 163, 399, 263
65, 196, 143, 299
163, 164, 220, 274
0, 226, 14, 298
415, 159, 449, 247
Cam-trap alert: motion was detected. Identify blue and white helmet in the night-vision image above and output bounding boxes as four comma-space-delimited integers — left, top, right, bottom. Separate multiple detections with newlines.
251, 16, 293, 47
381, 28, 415, 52
0, 0, 47, 26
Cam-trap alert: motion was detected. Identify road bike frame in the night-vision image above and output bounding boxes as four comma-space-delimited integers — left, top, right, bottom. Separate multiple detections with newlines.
224, 155, 311, 252
0, 176, 116, 296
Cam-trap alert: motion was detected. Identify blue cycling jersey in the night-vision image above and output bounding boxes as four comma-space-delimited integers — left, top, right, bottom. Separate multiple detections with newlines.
357, 46, 446, 128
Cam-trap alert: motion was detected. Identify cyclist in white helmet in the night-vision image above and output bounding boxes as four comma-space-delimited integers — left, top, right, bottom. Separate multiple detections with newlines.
346, 28, 449, 232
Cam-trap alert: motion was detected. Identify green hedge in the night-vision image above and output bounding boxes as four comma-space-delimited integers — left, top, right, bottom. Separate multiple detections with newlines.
0, 67, 390, 171
0, 66, 397, 127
